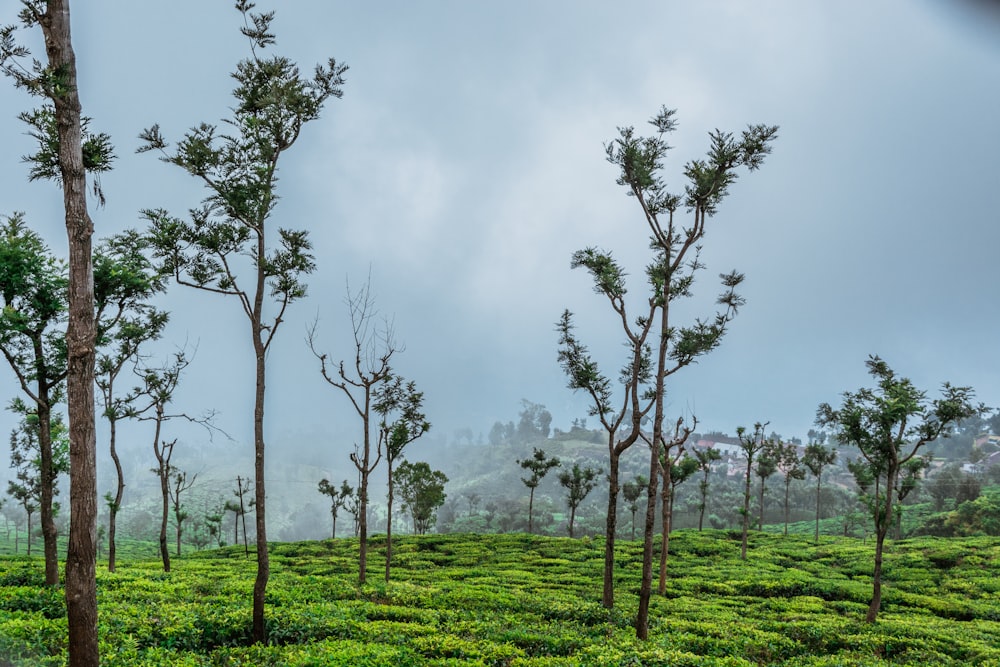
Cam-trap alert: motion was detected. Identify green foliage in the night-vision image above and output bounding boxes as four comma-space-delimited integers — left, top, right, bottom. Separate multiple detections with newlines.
2, 530, 1000, 664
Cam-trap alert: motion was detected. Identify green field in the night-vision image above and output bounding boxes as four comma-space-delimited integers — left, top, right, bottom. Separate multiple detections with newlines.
1, 531, 999, 666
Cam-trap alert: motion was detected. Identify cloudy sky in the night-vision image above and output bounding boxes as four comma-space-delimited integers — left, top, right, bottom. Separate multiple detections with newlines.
1, 1, 999, 478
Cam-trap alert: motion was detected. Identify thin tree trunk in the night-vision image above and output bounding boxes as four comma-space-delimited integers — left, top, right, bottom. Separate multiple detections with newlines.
26, 512, 33, 555
741, 466, 752, 560
814, 475, 821, 544
252, 341, 269, 643
527, 487, 535, 534
867, 469, 896, 623
658, 474, 674, 595
568, 507, 576, 538
784, 479, 791, 536
37, 399, 59, 585
41, 1, 99, 662
602, 450, 620, 608
158, 466, 170, 572
385, 464, 394, 583
108, 414, 124, 572
758, 478, 766, 530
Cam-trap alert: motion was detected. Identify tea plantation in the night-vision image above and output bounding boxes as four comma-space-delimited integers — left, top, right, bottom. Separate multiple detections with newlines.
1, 531, 998, 666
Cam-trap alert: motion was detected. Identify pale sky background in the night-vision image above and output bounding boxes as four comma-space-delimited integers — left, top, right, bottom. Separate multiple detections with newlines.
1, 1, 999, 484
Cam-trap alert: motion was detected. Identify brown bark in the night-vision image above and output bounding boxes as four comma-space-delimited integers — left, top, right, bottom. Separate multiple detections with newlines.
108, 414, 124, 571
36, 1, 98, 664
37, 397, 59, 585
252, 327, 269, 643
601, 450, 620, 608
384, 463, 394, 582
657, 464, 672, 596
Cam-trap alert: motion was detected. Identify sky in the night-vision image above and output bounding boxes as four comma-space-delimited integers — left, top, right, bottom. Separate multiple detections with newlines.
1, 1, 999, 482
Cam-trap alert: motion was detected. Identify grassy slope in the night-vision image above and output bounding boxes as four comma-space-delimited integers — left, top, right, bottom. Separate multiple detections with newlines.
1, 531, 999, 666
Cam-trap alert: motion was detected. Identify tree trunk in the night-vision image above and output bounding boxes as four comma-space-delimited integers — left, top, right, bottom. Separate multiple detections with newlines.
26, 511, 33, 555
758, 478, 766, 530
657, 475, 672, 595
568, 507, 576, 538
252, 340, 269, 643
108, 415, 124, 572
36, 399, 60, 585
38, 2, 99, 663
866, 466, 896, 623
784, 479, 791, 536
741, 467, 752, 560
698, 477, 708, 531
602, 449, 620, 608
527, 487, 535, 534
814, 476, 821, 544
385, 463, 394, 583
158, 465, 170, 572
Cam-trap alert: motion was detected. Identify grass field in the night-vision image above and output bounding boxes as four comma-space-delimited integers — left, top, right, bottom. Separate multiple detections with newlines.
1, 530, 999, 666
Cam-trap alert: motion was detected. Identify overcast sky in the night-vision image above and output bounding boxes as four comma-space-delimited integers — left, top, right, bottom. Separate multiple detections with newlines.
1, 1, 999, 477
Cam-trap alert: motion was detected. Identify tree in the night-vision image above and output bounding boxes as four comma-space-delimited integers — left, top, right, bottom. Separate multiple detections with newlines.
374, 375, 430, 582
737, 422, 769, 560
557, 462, 601, 538
130, 351, 213, 572
817, 355, 981, 622
94, 231, 168, 572
2, 0, 114, 658
621, 475, 648, 540
308, 279, 393, 584
138, 3, 347, 642
8, 413, 69, 557
754, 440, 779, 530
600, 106, 777, 639
516, 399, 552, 443
317, 478, 353, 539
0, 214, 68, 584
557, 309, 651, 608
396, 460, 448, 534
692, 446, 721, 531
517, 447, 560, 534
232, 476, 254, 557
893, 455, 930, 539
774, 440, 805, 536
658, 450, 699, 593
802, 440, 837, 543
169, 468, 197, 556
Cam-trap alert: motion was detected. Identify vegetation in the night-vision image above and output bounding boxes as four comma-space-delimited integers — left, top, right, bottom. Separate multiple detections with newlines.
818, 356, 982, 622
1, 531, 999, 666
138, 2, 347, 642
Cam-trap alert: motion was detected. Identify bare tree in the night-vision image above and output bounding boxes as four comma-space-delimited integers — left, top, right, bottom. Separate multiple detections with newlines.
308, 279, 394, 584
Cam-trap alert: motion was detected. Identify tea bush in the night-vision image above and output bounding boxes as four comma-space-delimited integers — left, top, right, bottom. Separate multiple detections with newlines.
1, 531, 999, 665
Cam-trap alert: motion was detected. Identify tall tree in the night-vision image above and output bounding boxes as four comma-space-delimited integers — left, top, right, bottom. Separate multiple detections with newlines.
317, 478, 353, 539
139, 3, 346, 642
308, 280, 392, 585
737, 422, 769, 560
557, 309, 651, 608
0, 214, 68, 584
692, 445, 721, 531
557, 462, 601, 538
802, 439, 837, 543
94, 231, 168, 572
599, 106, 777, 639
2, 2, 115, 658
817, 355, 981, 622
374, 375, 430, 582
516, 447, 560, 534
396, 460, 448, 534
